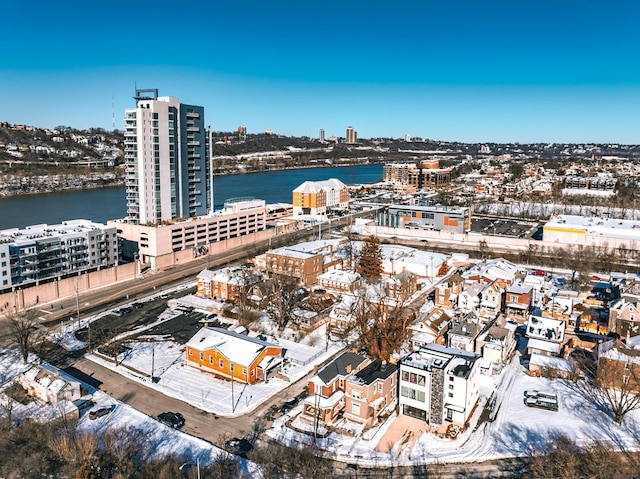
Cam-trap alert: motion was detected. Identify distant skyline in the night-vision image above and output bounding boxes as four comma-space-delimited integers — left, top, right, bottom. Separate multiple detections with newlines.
1, 1, 639, 144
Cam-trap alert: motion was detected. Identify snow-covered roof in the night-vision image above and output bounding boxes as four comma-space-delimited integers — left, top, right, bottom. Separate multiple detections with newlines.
530, 353, 573, 371
526, 338, 561, 354
545, 214, 640, 240
186, 327, 282, 365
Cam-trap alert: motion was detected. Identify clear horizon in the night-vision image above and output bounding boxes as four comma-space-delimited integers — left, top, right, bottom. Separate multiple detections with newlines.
2, 1, 639, 144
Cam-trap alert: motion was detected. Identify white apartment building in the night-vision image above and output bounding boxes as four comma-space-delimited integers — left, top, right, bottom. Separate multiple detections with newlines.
124, 89, 211, 225
399, 344, 480, 427
0, 220, 118, 289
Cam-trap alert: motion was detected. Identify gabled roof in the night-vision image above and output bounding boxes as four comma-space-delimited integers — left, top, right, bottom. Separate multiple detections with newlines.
349, 359, 397, 386
186, 327, 283, 366
316, 351, 368, 385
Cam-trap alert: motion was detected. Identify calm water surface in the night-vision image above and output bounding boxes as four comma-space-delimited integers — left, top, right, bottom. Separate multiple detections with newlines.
0, 164, 382, 229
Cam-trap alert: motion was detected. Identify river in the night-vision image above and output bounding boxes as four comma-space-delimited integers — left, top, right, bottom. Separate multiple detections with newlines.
0, 164, 382, 230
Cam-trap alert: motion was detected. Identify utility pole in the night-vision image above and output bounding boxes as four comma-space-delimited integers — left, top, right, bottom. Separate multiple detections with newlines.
75, 284, 80, 328
230, 362, 235, 412
151, 345, 155, 382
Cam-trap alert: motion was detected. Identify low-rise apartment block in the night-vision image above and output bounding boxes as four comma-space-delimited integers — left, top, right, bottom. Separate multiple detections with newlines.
0, 220, 118, 289
399, 344, 480, 428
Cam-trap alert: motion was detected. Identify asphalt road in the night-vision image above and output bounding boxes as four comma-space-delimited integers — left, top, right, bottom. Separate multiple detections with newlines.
71, 355, 314, 447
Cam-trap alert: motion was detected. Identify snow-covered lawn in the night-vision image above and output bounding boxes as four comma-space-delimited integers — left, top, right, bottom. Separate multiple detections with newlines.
86, 323, 343, 417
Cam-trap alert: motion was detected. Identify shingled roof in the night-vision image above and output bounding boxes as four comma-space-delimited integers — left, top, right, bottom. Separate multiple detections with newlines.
316, 351, 368, 384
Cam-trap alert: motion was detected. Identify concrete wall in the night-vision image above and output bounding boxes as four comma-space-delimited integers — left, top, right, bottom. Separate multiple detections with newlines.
0, 263, 136, 311
0, 228, 273, 311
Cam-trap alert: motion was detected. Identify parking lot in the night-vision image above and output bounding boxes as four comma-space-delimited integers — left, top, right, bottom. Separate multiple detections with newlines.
471, 217, 542, 239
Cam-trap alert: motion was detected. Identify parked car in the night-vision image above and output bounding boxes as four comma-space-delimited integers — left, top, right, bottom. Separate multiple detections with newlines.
89, 406, 112, 420
157, 411, 185, 428
531, 270, 546, 276
525, 396, 558, 412
278, 397, 299, 413
225, 438, 253, 457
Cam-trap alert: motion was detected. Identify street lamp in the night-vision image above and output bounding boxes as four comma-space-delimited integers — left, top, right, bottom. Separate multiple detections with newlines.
179, 459, 200, 479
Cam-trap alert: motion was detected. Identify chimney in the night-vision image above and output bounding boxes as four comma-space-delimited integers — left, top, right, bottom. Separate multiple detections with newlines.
346, 363, 353, 374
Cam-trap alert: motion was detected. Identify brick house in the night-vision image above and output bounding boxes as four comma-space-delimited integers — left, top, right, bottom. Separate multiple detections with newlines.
504, 282, 533, 322
301, 352, 369, 426
435, 273, 465, 308
343, 360, 398, 427
185, 327, 284, 384
196, 268, 261, 302
608, 294, 640, 340
597, 339, 640, 393
317, 269, 363, 294
385, 270, 419, 303
265, 247, 323, 286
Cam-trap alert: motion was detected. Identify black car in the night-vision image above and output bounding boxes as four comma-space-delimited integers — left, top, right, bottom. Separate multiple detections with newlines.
278, 397, 299, 413
89, 406, 112, 420
225, 438, 253, 457
158, 412, 185, 428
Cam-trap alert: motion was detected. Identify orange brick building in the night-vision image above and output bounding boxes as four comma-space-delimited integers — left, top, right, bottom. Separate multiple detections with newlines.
185, 327, 284, 384
292, 178, 349, 216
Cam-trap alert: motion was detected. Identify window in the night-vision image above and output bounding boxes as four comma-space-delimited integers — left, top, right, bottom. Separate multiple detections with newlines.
219, 359, 224, 368
243, 368, 247, 376
448, 392, 454, 398
199, 352, 203, 361
188, 349, 193, 356
352, 403, 361, 415
209, 356, 213, 364
449, 384, 454, 390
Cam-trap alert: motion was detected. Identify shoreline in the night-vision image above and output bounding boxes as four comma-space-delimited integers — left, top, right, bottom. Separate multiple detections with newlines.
0, 160, 383, 198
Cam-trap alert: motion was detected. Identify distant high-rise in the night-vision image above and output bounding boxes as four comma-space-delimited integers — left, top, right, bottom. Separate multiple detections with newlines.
124, 89, 211, 224
346, 126, 357, 144
319, 129, 325, 144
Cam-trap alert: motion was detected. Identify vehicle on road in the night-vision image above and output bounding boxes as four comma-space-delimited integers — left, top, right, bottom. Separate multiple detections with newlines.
158, 411, 185, 428
278, 397, 299, 413
225, 438, 253, 457
89, 406, 112, 420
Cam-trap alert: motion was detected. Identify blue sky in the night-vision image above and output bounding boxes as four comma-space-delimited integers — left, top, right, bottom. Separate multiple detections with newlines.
1, 0, 639, 143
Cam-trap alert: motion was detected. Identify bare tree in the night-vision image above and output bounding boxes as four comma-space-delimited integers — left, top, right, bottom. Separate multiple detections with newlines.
592, 347, 640, 424
2, 308, 43, 364
353, 286, 414, 362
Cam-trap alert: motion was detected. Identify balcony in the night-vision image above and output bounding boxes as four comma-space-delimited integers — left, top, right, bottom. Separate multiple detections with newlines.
187, 141, 200, 147
186, 112, 200, 118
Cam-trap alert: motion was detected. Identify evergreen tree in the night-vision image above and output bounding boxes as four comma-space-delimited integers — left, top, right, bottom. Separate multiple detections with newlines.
356, 235, 384, 282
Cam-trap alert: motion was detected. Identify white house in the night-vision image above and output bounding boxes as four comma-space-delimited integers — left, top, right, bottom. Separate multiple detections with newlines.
399, 344, 480, 427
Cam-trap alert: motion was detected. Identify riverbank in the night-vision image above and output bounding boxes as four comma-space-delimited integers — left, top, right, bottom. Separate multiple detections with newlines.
1, 158, 385, 197
0, 172, 123, 197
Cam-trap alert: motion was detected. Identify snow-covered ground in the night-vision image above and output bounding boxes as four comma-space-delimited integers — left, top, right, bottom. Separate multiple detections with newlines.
268, 353, 640, 467
4, 281, 639, 470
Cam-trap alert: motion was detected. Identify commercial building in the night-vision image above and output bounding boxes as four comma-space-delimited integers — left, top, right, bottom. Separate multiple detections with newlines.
292, 178, 349, 217
124, 89, 211, 225
542, 213, 640, 249
383, 160, 451, 190
0, 220, 118, 289
111, 198, 266, 269
378, 204, 471, 233
398, 344, 480, 427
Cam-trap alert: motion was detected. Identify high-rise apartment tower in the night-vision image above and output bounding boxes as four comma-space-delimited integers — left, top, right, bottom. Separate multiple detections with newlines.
124, 89, 211, 224
346, 126, 357, 144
